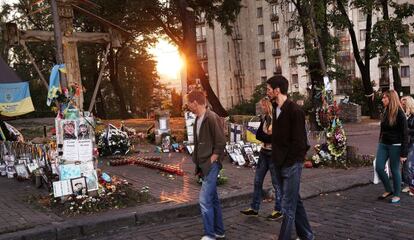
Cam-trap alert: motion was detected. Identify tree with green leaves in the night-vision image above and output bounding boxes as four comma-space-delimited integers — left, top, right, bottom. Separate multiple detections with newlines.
333, 0, 377, 117
0, 0, 159, 119
371, 1, 414, 95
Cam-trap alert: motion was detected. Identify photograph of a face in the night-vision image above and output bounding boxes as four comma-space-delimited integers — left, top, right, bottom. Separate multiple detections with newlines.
77, 121, 90, 140
70, 176, 88, 196
63, 120, 77, 140
15, 164, 29, 179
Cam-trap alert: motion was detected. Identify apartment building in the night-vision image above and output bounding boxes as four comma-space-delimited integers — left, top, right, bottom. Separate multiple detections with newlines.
186, 0, 414, 110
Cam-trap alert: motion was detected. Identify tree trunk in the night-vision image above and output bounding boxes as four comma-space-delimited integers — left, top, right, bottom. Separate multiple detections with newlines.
177, 0, 228, 117
108, 48, 130, 119
336, 0, 376, 117
380, 0, 402, 95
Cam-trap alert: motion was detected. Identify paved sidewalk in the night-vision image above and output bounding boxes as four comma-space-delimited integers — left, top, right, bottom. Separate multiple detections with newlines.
84, 184, 414, 240
0, 120, 380, 240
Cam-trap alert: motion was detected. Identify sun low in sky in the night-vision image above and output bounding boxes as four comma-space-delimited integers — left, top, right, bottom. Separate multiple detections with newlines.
150, 39, 183, 83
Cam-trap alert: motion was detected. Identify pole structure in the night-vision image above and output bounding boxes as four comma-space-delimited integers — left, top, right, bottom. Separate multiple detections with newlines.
50, 0, 67, 88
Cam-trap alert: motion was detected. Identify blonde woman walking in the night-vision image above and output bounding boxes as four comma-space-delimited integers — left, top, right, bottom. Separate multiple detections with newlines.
241, 97, 282, 220
376, 90, 408, 203
401, 96, 414, 194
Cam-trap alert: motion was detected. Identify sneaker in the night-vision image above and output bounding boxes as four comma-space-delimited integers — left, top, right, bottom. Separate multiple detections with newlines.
402, 186, 410, 193
266, 210, 283, 221
409, 191, 414, 196
200, 236, 215, 240
215, 233, 225, 239
240, 208, 258, 216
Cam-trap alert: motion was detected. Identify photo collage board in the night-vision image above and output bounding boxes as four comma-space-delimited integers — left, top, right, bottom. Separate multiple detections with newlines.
53, 114, 98, 198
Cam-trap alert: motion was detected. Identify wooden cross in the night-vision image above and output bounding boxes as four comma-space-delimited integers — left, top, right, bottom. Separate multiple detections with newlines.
2, 0, 129, 111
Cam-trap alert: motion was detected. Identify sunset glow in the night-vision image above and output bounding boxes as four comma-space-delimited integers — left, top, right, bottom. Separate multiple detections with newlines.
150, 39, 183, 81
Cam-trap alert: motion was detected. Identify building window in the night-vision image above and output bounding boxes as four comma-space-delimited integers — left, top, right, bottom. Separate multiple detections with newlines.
202, 61, 208, 74
227, 42, 230, 52
287, 20, 295, 29
259, 42, 265, 52
230, 78, 233, 90
257, 7, 263, 18
272, 22, 279, 32
197, 42, 207, 58
260, 59, 266, 70
400, 45, 409, 58
288, 38, 296, 49
292, 74, 298, 84
275, 57, 281, 68
258, 24, 264, 35
271, 4, 278, 14
360, 49, 365, 60
290, 56, 297, 67
288, 2, 295, 12
196, 25, 206, 41
401, 66, 410, 78
358, 9, 366, 22
360, 29, 366, 41
229, 60, 231, 71
274, 39, 280, 49
261, 76, 267, 82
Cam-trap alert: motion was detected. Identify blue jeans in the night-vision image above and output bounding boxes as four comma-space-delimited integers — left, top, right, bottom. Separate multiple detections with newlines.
251, 150, 282, 212
199, 162, 225, 238
276, 162, 314, 240
375, 143, 402, 196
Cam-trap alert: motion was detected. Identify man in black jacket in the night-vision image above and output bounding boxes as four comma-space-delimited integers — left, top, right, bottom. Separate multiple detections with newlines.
266, 75, 314, 240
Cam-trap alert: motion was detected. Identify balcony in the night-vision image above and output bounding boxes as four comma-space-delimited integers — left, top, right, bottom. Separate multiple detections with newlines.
271, 31, 280, 39
270, 13, 279, 21
267, 0, 279, 3
234, 70, 245, 77
272, 48, 281, 56
273, 66, 282, 75
197, 54, 208, 60
379, 76, 390, 86
196, 35, 206, 42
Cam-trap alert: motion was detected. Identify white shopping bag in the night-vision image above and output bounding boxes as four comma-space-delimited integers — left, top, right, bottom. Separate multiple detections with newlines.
373, 158, 390, 184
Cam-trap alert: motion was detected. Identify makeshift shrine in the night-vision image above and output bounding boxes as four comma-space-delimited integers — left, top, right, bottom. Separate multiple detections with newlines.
183, 111, 195, 154
109, 156, 184, 176
154, 110, 171, 153
44, 64, 99, 198
311, 76, 347, 167
97, 124, 131, 156
225, 141, 260, 167
0, 141, 57, 189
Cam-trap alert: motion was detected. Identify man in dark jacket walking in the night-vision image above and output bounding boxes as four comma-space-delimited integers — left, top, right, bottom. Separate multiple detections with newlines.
266, 75, 314, 240
187, 90, 226, 240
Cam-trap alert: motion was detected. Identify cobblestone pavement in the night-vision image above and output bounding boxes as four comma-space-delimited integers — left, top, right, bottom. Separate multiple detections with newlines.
0, 177, 62, 234
0, 120, 380, 235
83, 183, 414, 240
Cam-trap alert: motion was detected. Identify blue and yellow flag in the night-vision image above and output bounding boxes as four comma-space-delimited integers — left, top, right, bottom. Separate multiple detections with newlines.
0, 82, 35, 117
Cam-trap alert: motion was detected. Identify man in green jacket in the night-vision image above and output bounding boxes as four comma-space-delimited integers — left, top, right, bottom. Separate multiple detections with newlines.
187, 90, 226, 240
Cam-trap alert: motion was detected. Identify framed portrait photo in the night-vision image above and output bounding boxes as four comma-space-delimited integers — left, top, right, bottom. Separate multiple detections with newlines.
70, 176, 88, 196
15, 164, 29, 179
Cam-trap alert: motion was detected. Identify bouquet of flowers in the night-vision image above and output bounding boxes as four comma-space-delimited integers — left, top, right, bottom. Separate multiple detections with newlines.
311, 143, 332, 167
97, 124, 131, 156
326, 119, 347, 160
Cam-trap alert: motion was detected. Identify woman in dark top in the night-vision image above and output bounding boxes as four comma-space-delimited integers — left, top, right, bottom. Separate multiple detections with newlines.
401, 96, 414, 194
376, 90, 408, 204
240, 97, 282, 220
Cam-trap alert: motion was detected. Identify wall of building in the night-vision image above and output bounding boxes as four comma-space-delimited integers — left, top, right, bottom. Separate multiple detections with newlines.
187, 0, 414, 110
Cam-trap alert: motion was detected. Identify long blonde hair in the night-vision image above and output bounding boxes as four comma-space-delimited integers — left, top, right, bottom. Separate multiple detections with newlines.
403, 96, 414, 116
383, 90, 402, 126
260, 98, 273, 134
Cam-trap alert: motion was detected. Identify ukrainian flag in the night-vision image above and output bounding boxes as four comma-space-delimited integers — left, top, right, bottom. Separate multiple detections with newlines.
0, 82, 35, 117
0, 56, 34, 117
